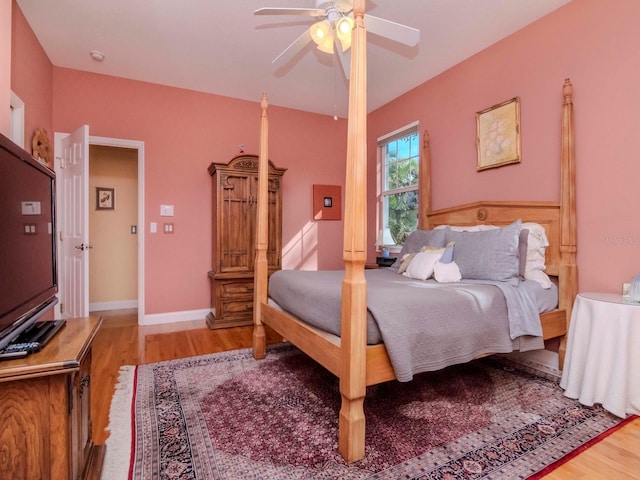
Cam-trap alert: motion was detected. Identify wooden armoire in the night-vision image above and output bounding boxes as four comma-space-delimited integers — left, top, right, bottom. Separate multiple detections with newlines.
206, 154, 286, 329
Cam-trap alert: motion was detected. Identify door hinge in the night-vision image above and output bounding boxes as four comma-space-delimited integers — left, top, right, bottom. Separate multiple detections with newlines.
60, 303, 64, 314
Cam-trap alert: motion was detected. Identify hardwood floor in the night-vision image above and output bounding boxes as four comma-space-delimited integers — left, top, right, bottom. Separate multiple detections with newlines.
90, 311, 640, 478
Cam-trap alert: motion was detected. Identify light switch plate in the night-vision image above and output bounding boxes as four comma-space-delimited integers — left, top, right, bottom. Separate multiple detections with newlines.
21, 201, 41, 215
160, 205, 174, 216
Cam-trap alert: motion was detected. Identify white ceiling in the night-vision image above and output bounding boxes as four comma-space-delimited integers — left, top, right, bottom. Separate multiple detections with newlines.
16, 0, 570, 118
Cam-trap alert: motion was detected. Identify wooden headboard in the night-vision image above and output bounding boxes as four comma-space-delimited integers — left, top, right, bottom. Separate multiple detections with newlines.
419, 79, 577, 361
427, 201, 562, 276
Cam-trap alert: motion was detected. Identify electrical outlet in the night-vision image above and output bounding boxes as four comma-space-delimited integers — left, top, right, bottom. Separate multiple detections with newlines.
163, 223, 174, 234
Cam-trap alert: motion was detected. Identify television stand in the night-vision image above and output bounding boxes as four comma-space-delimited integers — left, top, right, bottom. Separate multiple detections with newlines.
0, 316, 103, 479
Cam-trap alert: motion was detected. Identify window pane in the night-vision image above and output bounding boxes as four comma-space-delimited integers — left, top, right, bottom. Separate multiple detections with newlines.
383, 190, 419, 245
383, 132, 419, 192
379, 125, 419, 246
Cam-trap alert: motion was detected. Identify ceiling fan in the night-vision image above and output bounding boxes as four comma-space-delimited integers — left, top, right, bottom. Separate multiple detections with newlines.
254, 0, 420, 79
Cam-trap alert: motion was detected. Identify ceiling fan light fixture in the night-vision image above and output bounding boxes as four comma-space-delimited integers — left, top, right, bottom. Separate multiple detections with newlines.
310, 20, 331, 46
316, 35, 334, 54
335, 16, 353, 51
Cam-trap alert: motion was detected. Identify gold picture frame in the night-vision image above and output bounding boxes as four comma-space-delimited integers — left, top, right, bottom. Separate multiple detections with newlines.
476, 97, 521, 171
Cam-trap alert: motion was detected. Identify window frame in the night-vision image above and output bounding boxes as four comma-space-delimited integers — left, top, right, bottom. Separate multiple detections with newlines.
377, 121, 420, 253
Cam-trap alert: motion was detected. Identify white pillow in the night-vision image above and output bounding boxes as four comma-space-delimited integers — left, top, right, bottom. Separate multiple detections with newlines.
433, 261, 462, 282
403, 249, 444, 281
521, 222, 552, 289
397, 253, 416, 274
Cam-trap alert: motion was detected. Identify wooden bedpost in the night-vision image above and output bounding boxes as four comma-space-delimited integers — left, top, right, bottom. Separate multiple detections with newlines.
558, 78, 578, 369
339, 0, 367, 463
253, 93, 269, 360
419, 130, 432, 229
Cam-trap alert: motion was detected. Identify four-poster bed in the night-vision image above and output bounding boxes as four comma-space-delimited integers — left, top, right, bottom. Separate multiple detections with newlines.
252, 0, 577, 464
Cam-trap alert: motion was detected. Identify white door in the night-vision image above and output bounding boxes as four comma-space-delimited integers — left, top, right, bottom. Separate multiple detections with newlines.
59, 125, 90, 318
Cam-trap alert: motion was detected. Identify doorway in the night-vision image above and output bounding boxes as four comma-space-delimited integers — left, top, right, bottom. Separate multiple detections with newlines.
54, 133, 145, 324
89, 144, 138, 313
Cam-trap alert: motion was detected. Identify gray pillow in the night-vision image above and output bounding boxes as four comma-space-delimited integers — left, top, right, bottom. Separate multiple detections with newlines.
445, 220, 522, 285
390, 229, 447, 270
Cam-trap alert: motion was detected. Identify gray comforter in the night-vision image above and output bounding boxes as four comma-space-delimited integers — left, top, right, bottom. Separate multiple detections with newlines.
268, 268, 556, 381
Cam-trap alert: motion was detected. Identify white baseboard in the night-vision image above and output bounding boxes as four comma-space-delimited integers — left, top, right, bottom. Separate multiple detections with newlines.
90, 300, 138, 312
140, 308, 212, 326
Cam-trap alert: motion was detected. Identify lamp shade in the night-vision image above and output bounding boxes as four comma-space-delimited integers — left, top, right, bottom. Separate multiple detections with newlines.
310, 20, 331, 46
630, 274, 640, 301
376, 228, 394, 246
335, 16, 353, 52
316, 35, 334, 54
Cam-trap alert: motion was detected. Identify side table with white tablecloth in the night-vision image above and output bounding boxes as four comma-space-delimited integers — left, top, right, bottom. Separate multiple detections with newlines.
560, 293, 640, 418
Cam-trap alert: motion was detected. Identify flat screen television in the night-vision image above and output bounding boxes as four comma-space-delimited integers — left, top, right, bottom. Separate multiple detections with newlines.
0, 132, 58, 351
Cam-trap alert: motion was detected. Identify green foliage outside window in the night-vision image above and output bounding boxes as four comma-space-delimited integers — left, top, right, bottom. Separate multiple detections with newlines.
382, 131, 419, 245
387, 190, 418, 245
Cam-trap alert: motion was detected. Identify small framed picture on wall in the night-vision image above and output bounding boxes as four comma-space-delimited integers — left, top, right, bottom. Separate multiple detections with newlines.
313, 184, 341, 220
476, 97, 521, 171
96, 187, 115, 210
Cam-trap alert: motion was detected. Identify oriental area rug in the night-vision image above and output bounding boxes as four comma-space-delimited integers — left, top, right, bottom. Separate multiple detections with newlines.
102, 344, 632, 480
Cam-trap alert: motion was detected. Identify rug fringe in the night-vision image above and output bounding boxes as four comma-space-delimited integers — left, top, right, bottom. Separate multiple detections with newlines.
101, 365, 136, 480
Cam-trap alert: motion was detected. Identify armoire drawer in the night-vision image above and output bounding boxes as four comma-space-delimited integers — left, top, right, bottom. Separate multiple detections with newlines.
220, 280, 254, 297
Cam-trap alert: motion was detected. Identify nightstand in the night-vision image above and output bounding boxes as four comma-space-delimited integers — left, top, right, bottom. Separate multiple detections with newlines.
376, 256, 396, 268
560, 293, 640, 418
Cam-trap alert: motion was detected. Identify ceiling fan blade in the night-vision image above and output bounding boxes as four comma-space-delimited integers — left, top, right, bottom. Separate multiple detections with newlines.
254, 7, 326, 17
364, 14, 420, 46
334, 0, 353, 13
272, 29, 313, 66
336, 43, 350, 80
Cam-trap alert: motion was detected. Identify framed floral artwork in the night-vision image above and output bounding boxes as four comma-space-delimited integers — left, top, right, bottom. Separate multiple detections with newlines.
476, 97, 521, 171
96, 187, 115, 210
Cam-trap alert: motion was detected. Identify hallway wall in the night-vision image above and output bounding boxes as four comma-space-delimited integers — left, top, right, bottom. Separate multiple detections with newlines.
89, 144, 138, 310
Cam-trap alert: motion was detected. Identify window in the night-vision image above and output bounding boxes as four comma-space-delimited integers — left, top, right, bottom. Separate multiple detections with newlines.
378, 123, 419, 248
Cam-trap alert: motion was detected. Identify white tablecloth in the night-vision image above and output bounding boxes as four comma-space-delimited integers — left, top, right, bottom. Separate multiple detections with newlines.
560, 293, 640, 418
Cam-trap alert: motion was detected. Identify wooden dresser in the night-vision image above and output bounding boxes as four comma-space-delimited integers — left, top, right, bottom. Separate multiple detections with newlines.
0, 316, 103, 480
207, 155, 285, 329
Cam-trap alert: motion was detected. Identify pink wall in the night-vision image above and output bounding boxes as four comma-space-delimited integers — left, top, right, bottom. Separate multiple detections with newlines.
368, 0, 640, 294
52, 69, 347, 315
10, 0, 52, 147
10, 0, 640, 316
0, 0, 11, 135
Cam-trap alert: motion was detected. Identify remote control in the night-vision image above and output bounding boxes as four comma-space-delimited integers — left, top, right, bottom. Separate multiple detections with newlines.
0, 350, 28, 360
2, 341, 41, 353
